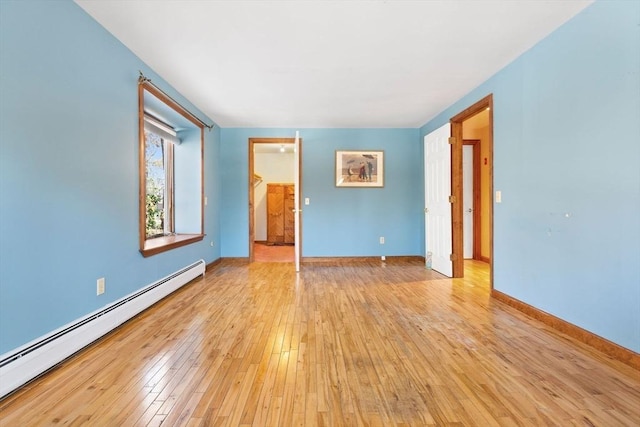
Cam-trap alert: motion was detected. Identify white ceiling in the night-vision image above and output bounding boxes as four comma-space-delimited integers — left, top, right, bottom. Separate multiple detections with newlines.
75, 0, 592, 128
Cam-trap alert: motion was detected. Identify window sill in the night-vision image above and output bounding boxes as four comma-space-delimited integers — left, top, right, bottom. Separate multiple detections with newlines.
140, 234, 204, 257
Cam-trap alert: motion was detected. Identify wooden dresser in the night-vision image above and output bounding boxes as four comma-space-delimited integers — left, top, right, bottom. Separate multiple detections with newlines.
266, 183, 295, 244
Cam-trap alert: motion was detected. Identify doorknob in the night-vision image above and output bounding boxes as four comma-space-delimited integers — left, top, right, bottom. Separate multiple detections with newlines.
424, 208, 429, 213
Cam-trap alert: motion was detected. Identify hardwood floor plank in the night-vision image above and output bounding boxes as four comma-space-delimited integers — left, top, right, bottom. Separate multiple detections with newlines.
1, 260, 638, 426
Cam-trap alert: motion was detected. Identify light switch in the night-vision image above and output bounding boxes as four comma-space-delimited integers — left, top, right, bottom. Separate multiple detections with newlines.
495, 191, 502, 203
305, 198, 310, 205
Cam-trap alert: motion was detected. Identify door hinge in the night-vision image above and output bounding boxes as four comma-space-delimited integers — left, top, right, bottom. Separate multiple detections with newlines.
450, 253, 458, 261
448, 195, 456, 203
448, 137, 456, 145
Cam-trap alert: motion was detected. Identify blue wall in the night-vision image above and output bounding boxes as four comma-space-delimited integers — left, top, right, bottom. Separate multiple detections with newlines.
0, 1, 221, 354
421, 0, 640, 352
220, 128, 422, 257
1, 0, 637, 358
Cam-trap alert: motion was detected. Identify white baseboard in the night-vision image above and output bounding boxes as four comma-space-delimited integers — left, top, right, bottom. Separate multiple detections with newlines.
0, 259, 205, 399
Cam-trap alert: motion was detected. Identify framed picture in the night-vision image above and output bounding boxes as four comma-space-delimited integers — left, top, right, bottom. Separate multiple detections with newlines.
335, 150, 384, 187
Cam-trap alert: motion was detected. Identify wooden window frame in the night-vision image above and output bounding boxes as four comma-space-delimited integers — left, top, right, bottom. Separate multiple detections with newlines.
138, 82, 204, 257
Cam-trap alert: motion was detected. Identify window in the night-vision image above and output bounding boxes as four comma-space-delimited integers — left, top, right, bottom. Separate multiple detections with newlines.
144, 115, 175, 238
138, 80, 204, 257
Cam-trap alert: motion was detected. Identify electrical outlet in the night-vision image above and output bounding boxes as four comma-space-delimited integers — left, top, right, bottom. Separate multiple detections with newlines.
379, 236, 385, 244
97, 278, 105, 295
381, 255, 386, 261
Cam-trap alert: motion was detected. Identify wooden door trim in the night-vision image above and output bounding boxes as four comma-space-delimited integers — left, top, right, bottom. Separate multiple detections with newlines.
450, 94, 493, 285
463, 139, 481, 260
248, 137, 302, 262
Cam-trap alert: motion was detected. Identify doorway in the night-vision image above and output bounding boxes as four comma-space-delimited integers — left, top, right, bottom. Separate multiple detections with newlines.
248, 137, 302, 263
451, 95, 493, 286
462, 140, 480, 259
462, 110, 491, 264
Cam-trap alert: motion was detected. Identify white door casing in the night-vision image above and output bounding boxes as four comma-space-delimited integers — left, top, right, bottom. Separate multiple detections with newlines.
463, 145, 474, 259
424, 123, 452, 277
294, 131, 301, 272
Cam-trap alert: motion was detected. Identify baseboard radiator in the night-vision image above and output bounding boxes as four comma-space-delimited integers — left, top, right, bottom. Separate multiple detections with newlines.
0, 259, 206, 399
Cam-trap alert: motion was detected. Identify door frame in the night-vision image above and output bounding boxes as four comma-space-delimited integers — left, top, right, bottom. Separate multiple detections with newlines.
463, 139, 481, 260
248, 137, 302, 262
450, 94, 493, 286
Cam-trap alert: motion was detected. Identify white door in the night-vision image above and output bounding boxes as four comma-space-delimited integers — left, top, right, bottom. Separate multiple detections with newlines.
424, 123, 452, 277
294, 131, 301, 272
463, 145, 474, 259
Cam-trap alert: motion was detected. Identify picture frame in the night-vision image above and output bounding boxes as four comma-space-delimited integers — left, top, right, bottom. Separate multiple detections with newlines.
335, 150, 384, 187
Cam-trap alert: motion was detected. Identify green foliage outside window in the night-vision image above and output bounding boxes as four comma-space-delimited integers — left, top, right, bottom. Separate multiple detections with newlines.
145, 130, 166, 237
146, 188, 164, 237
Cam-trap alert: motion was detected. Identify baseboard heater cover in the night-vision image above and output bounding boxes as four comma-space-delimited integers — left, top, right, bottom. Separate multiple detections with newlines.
0, 259, 205, 399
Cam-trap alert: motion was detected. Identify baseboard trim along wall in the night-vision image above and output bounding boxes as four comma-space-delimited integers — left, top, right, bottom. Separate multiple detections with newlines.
491, 289, 639, 370
206, 258, 224, 271
301, 256, 425, 264
0, 260, 206, 399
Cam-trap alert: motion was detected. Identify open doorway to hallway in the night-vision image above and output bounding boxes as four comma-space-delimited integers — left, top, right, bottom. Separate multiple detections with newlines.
462, 108, 491, 264
451, 95, 493, 287
461, 109, 492, 286
248, 138, 300, 263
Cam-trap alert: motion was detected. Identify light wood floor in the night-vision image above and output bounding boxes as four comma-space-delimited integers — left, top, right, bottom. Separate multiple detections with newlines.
1, 259, 638, 426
